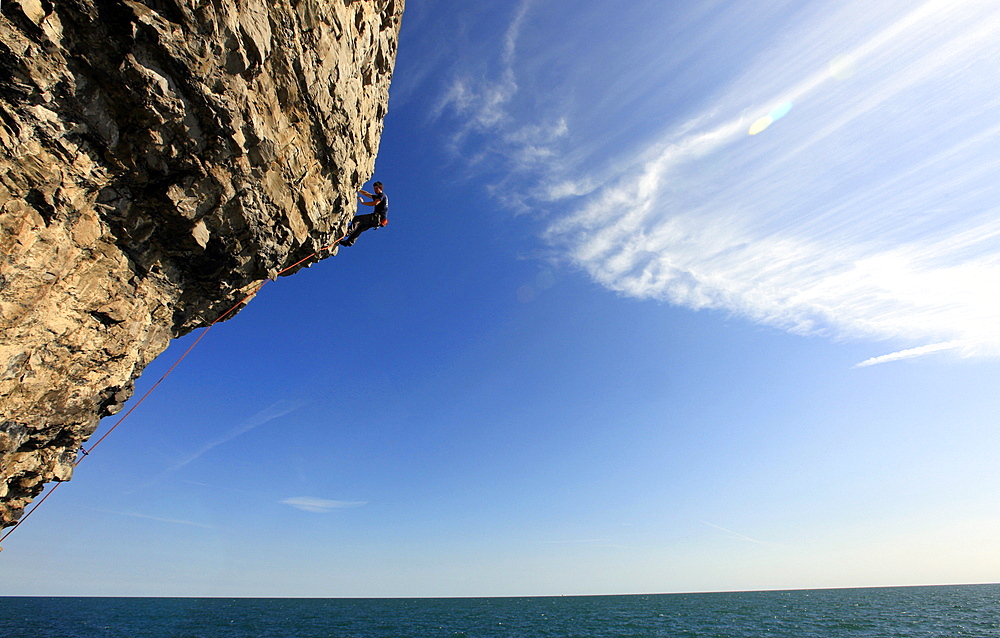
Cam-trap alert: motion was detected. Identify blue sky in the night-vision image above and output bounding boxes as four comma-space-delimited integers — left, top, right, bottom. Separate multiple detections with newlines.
5, 0, 1000, 597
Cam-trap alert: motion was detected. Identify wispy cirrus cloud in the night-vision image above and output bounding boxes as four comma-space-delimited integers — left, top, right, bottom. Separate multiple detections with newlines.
538, 0, 1000, 365
96, 508, 216, 529
433, 1, 529, 128
174, 400, 304, 468
537, 538, 630, 550
701, 520, 782, 547
142, 400, 306, 488
855, 341, 967, 368
431, 0, 572, 187
281, 497, 368, 513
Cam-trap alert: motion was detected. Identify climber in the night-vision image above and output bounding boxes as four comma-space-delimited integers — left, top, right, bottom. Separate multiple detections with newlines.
338, 181, 388, 247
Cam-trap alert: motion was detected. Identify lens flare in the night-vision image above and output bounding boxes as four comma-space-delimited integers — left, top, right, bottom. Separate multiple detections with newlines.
748, 102, 793, 135
769, 101, 793, 120
748, 116, 773, 135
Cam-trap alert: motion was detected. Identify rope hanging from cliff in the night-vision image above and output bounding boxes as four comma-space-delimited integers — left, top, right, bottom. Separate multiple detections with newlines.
0, 240, 342, 549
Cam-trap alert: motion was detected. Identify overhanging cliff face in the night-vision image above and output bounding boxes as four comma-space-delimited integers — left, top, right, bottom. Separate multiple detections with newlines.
0, 0, 403, 528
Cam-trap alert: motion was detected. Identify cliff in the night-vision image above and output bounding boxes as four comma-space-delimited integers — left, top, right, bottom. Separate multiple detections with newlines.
0, 0, 403, 529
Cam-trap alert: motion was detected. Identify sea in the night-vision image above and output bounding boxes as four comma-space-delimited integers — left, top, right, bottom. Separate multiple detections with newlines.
1, 584, 998, 637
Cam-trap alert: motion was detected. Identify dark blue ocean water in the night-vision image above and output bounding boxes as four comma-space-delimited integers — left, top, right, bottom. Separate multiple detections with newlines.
1, 585, 998, 638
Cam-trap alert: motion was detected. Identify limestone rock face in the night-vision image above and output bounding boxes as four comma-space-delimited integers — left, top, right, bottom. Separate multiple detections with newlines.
0, 0, 403, 528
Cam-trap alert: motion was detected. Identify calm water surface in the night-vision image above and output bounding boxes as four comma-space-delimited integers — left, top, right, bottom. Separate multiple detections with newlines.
1, 584, 998, 637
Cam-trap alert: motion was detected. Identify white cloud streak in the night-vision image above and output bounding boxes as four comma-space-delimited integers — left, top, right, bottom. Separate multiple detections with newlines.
537, 538, 630, 549
136, 400, 307, 489
701, 520, 781, 547
541, 0, 1000, 362
97, 508, 216, 529
169, 400, 305, 471
434, 1, 529, 131
281, 497, 367, 513
855, 341, 966, 368
432, 0, 573, 187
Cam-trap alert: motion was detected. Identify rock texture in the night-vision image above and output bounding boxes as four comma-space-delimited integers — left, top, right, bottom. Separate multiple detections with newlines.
0, 0, 403, 528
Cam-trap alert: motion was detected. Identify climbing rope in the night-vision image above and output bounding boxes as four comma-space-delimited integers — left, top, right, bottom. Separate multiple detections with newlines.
0, 238, 342, 549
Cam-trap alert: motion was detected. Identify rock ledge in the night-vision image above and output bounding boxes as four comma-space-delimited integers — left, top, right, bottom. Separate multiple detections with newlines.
0, 0, 404, 528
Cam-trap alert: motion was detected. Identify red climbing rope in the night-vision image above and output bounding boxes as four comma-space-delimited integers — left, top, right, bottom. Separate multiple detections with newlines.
0, 239, 340, 548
